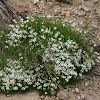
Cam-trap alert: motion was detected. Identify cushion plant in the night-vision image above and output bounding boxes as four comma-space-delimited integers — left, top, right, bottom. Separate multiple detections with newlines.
0, 16, 99, 95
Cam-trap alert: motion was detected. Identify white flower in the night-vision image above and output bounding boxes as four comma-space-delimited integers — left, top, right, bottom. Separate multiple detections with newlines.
19, 57, 23, 60
14, 39, 18, 43
5, 46, 8, 48
79, 73, 82, 77
65, 78, 69, 82
32, 38, 36, 42
27, 81, 32, 85
19, 53, 22, 56
20, 18, 24, 22
1, 86, 5, 90
13, 19, 17, 23
6, 86, 10, 90
45, 92, 48, 95
21, 87, 26, 90
13, 86, 18, 90
0, 71, 3, 76
41, 35, 46, 39
94, 44, 96, 47
98, 56, 100, 59
41, 29, 44, 32
63, 24, 65, 26
37, 85, 42, 89
9, 24, 14, 28
55, 32, 59, 38
20, 24, 24, 27
26, 16, 30, 19
54, 27, 57, 30
71, 23, 77, 27
17, 83, 22, 87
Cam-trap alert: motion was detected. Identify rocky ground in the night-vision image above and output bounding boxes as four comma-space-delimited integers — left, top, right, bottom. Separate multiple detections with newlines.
0, 0, 100, 100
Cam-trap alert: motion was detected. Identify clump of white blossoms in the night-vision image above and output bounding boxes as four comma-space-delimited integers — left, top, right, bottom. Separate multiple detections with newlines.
0, 16, 99, 94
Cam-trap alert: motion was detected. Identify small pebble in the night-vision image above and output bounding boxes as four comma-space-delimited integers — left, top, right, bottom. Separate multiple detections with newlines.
75, 88, 79, 93
40, 95, 45, 99
77, 96, 81, 100
6, 95, 10, 97
93, 0, 99, 4
81, 94, 85, 100
51, 96, 56, 99
85, 81, 89, 87
66, 11, 70, 17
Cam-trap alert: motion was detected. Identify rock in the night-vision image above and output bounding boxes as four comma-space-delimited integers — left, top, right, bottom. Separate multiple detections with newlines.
93, 0, 99, 4
85, 81, 90, 87
79, 21, 87, 28
40, 95, 45, 99
48, 2, 54, 7
33, 0, 40, 5
47, 15, 53, 18
44, 96, 51, 100
6, 95, 10, 97
61, 11, 70, 17
65, 11, 70, 17
78, 5, 90, 12
57, 90, 79, 100
76, 11, 86, 17
61, 11, 66, 16
84, 16, 89, 19
56, 0, 73, 4
55, 97, 59, 100
79, 75, 87, 80
69, 85, 74, 88
90, 23, 98, 28
51, 90, 56, 95
51, 96, 56, 99
97, 37, 100, 40
77, 96, 81, 100
47, 0, 55, 2
72, 89, 75, 93
0, 1, 16, 30
95, 45, 100, 53
81, 94, 85, 100
7, 0, 35, 12
57, 90, 68, 100
58, 15, 62, 18
75, 88, 79, 93
82, 6, 90, 12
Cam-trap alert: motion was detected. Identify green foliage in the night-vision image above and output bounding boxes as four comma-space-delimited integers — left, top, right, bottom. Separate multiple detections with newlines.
0, 16, 99, 95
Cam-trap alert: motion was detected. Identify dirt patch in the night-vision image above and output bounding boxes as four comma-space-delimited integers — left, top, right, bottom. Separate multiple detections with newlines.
0, 91, 41, 100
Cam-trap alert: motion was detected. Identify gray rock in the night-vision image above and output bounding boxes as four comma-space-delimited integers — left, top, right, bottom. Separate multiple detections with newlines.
80, 94, 85, 100
33, 0, 40, 5
76, 11, 86, 17
0, 1, 14, 30
93, 0, 99, 4
72, 89, 75, 93
48, 2, 54, 7
51, 90, 56, 95
56, 0, 73, 4
79, 21, 87, 28
44, 96, 51, 100
82, 6, 90, 12
79, 75, 87, 80
78, 5, 90, 12
77, 96, 81, 100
